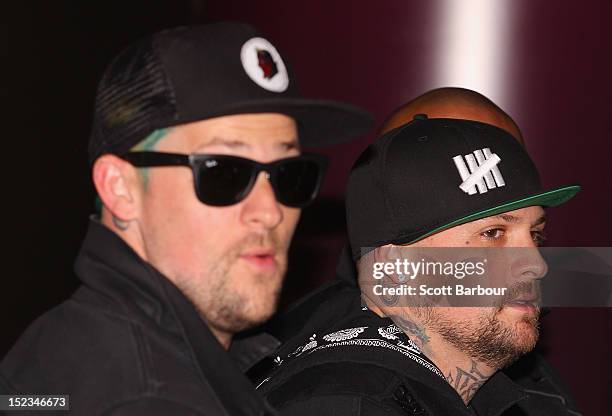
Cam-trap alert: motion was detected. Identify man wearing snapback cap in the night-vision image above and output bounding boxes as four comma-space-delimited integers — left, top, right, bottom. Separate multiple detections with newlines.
374, 88, 582, 414
0, 22, 371, 415
258, 115, 580, 415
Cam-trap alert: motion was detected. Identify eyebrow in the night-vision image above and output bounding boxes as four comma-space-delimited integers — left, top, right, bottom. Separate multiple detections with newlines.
193, 137, 300, 152
532, 215, 547, 227
494, 213, 547, 226
194, 137, 249, 151
496, 214, 520, 223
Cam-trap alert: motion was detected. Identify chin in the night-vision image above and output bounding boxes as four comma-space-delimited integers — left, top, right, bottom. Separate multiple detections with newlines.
222, 303, 276, 333
499, 305, 539, 335
513, 319, 539, 350
247, 306, 276, 327
223, 289, 280, 332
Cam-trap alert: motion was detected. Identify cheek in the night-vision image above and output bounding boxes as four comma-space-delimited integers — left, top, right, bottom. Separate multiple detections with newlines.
278, 206, 300, 242
141, 170, 240, 269
144, 169, 201, 232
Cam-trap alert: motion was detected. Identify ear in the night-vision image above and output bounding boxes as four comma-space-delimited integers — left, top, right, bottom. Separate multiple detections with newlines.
92, 154, 142, 221
375, 245, 403, 284
373, 245, 397, 270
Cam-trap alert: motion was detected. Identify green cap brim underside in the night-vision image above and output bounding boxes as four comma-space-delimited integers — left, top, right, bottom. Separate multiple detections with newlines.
407, 184, 581, 244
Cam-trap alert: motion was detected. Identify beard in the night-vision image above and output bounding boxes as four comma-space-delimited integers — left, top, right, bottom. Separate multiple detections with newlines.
418, 303, 540, 370
172, 232, 287, 335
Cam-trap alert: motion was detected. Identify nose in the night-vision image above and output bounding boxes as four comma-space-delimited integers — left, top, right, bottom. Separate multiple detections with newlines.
240, 171, 283, 230
507, 228, 548, 280
510, 247, 548, 281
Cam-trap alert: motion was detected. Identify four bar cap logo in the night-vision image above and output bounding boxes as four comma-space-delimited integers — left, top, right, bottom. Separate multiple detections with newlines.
453, 148, 505, 195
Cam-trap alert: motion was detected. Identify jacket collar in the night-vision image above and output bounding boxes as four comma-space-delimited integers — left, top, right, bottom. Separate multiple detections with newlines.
74, 219, 276, 416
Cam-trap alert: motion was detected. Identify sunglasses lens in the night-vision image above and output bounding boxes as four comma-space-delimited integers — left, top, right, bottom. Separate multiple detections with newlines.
276, 159, 322, 207
197, 158, 254, 206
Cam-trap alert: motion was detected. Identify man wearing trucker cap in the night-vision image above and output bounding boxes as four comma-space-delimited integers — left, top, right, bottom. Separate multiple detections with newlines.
0, 22, 371, 415
258, 115, 580, 415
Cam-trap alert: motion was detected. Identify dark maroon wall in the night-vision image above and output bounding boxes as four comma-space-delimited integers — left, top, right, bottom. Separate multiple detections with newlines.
510, 2, 612, 413
2, 1, 610, 414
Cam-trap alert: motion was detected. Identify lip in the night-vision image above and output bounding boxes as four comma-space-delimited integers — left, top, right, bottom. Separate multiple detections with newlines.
510, 296, 538, 303
239, 249, 277, 273
503, 300, 539, 315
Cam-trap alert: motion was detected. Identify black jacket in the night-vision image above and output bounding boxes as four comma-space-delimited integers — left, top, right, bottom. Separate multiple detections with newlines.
0, 220, 278, 416
255, 248, 582, 416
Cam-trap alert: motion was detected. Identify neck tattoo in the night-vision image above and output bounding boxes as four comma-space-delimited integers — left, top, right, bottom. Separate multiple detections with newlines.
447, 359, 488, 404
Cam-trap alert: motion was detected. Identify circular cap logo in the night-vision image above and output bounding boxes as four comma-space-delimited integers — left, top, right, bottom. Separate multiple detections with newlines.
240, 37, 289, 92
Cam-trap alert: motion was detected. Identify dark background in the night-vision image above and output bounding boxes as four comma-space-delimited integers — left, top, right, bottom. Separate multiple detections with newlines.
2, 1, 611, 415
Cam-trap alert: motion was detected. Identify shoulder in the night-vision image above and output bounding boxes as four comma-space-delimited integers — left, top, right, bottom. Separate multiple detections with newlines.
100, 397, 207, 416
1, 298, 141, 381
258, 304, 441, 415
261, 361, 421, 416
504, 351, 582, 415
0, 298, 205, 414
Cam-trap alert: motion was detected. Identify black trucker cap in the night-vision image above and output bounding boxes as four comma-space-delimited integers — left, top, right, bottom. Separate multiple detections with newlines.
346, 115, 580, 260
89, 22, 373, 163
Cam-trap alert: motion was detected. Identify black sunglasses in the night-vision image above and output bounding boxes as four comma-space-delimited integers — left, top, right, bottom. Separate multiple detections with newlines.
120, 151, 328, 207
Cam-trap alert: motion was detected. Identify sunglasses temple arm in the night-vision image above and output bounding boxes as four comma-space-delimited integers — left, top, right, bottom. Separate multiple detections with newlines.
120, 152, 191, 167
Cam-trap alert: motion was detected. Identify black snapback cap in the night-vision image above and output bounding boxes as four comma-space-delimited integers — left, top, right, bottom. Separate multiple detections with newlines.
89, 21, 373, 163
346, 115, 580, 260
